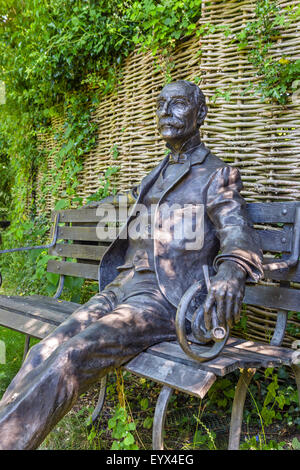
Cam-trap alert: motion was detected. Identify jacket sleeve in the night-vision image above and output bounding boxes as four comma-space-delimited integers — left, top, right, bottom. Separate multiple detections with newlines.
206, 165, 264, 282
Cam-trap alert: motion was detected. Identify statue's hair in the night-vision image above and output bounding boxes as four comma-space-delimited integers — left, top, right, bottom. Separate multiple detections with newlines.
174, 80, 207, 127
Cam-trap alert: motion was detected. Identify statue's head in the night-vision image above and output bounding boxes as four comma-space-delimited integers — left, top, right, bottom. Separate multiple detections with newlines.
156, 80, 207, 146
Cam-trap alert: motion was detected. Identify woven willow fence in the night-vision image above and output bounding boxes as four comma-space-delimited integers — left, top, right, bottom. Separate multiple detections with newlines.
36, 0, 300, 346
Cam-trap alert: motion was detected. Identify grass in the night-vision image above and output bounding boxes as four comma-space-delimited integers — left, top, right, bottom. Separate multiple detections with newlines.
1, 328, 299, 450
0, 327, 26, 398
0, 326, 39, 398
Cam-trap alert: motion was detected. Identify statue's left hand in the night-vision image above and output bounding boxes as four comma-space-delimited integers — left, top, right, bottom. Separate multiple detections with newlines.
203, 261, 246, 331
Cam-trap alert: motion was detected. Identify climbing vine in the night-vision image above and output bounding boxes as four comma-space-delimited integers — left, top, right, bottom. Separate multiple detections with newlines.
0, 0, 300, 294
235, 0, 300, 104
0, 0, 204, 220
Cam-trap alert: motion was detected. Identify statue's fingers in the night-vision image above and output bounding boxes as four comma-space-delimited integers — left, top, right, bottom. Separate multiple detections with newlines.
211, 305, 219, 330
225, 291, 234, 329
233, 292, 243, 324
215, 289, 226, 327
203, 291, 215, 330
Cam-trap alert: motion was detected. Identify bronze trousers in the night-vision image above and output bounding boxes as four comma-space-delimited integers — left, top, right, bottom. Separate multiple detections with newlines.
0, 271, 176, 450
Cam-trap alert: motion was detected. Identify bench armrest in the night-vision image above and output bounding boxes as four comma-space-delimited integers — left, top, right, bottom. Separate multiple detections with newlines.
0, 213, 60, 256
264, 205, 300, 273
0, 214, 60, 288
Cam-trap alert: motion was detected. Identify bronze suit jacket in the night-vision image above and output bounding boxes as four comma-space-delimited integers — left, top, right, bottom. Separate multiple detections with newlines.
99, 144, 263, 307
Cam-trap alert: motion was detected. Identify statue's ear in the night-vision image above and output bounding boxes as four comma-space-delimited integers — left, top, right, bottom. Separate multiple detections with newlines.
197, 103, 208, 128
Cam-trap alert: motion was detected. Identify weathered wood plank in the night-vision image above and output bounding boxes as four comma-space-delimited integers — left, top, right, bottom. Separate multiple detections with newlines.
53, 202, 300, 225
263, 260, 300, 283
47, 260, 99, 280
246, 202, 299, 224
244, 284, 300, 312
124, 352, 216, 399
256, 226, 292, 253
0, 295, 79, 314
148, 341, 239, 377
56, 224, 293, 252
49, 243, 107, 260
150, 338, 292, 372
0, 309, 57, 339
231, 339, 295, 362
27, 295, 80, 312
221, 346, 291, 368
57, 225, 120, 243
52, 207, 126, 224
0, 295, 77, 324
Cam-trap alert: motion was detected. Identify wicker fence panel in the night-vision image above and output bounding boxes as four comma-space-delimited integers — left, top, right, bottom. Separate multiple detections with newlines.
36, 0, 300, 345
36, 116, 65, 214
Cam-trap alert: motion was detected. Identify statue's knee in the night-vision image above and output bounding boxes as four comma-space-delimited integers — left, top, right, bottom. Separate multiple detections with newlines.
25, 342, 43, 364
54, 342, 80, 375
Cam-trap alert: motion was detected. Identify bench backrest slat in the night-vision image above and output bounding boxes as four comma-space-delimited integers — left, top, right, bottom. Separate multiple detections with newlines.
49, 243, 107, 260
47, 201, 300, 284
246, 202, 298, 224
51, 206, 126, 224
244, 284, 300, 312
257, 226, 292, 253
57, 225, 117, 243
47, 259, 99, 280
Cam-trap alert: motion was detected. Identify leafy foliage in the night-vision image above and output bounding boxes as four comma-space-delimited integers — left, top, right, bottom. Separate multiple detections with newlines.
234, 0, 300, 104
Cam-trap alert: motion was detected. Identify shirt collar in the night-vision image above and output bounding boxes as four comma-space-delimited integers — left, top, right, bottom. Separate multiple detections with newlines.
166, 137, 210, 166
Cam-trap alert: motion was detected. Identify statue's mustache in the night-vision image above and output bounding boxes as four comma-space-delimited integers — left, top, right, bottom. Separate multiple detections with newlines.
158, 120, 184, 130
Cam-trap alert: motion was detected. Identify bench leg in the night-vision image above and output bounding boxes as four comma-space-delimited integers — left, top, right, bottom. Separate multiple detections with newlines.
22, 335, 31, 363
228, 368, 256, 450
152, 385, 173, 450
91, 375, 107, 424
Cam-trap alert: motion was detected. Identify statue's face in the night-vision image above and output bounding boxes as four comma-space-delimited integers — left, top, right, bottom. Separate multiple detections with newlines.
156, 82, 200, 144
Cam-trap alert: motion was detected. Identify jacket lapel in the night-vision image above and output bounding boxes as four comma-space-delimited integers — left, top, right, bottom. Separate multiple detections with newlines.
138, 154, 170, 200
158, 158, 191, 202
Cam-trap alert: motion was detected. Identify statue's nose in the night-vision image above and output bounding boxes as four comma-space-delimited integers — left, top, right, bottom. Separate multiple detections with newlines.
160, 101, 171, 117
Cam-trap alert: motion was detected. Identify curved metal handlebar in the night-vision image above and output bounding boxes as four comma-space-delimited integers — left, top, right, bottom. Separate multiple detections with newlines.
264, 205, 300, 273
175, 280, 229, 363
0, 213, 60, 287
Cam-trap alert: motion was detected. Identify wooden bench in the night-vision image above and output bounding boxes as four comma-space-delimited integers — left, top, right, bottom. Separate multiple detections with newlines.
0, 201, 299, 450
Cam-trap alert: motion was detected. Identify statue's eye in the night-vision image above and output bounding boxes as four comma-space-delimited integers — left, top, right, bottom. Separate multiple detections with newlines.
173, 99, 187, 107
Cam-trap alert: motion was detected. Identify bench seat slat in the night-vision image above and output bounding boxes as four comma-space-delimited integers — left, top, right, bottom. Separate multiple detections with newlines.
0, 296, 80, 339
124, 352, 216, 399
231, 340, 294, 361
0, 309, 57, 339
0, 295, 79, 314
148, 338, 294, 377
0, 295, 78, 325
148, 339, 240, 377
47, 260, 99, 280
25, 295, 80, 312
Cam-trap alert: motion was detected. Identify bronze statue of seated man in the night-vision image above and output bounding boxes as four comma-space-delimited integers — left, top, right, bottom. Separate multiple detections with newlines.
0, 80, 263, 450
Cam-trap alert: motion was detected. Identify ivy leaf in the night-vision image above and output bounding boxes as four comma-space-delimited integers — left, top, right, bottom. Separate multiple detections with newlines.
54, 199, 69, 210
123, 432, 135, 446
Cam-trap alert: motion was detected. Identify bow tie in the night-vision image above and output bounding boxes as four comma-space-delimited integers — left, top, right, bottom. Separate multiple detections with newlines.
169, 152, 188, 164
